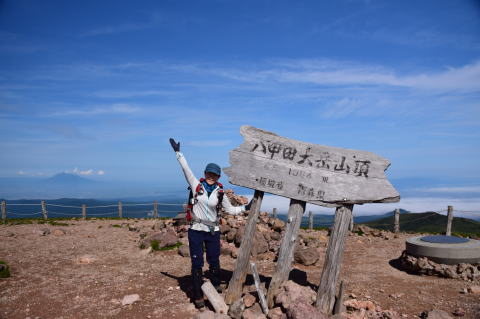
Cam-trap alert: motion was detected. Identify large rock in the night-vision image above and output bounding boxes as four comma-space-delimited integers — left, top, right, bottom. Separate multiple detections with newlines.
252, 232, 269, 255
226, 228, 237, 242
178, 244, 190, 257
270, 232, 282, 241
193, 310, 230, 319
268, 307, 286, 319
294, 247, 320, 266
468, 285, 480, 294
286, 297, 328, 319
275, 280, 316, 309
220, 224, 231, 234
52, 228, 67, 236
143, 229, 178, 249
235, 227, 245, 246
272, 219, 285, 232
344, 299, 376, 311
269, 239, 281, 253
243, 303, 265, 319
121, 294, 140, 306
421, 310, 453, 319
243, 292, 256, 308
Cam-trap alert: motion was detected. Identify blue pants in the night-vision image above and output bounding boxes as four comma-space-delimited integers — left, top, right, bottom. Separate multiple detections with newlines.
188, 228, 220, 271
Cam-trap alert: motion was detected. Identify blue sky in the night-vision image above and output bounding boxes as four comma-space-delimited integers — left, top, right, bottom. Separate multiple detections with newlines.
1, 1, 480, 214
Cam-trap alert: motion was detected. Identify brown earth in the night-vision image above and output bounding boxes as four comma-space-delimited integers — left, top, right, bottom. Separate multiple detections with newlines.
1, 219, 479, 319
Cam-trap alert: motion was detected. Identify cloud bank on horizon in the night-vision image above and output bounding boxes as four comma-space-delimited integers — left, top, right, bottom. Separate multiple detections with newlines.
0, 0, 479, 212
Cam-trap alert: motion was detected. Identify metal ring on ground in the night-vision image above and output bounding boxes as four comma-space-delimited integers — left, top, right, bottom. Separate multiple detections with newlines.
406, 235, 480, 265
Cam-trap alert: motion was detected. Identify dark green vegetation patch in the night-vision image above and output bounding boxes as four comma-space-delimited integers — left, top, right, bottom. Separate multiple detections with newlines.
150, 240, 182, 251
0, 261, 11, 278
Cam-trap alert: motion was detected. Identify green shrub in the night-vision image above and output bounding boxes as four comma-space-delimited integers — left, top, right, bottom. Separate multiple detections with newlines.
0, 261, 10, 278
150, 240, 160, 250
159, 242, 182, 251
111, 224, 121, 228
150, 241, 182, 251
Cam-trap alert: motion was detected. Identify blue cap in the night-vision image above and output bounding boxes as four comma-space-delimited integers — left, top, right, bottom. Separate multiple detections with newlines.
205, 163, 221, 176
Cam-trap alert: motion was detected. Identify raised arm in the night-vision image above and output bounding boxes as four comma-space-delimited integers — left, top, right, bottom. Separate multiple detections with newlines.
170, 138, 199, 190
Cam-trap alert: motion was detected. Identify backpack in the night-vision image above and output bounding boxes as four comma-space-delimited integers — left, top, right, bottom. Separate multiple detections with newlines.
185, 178, 224, 223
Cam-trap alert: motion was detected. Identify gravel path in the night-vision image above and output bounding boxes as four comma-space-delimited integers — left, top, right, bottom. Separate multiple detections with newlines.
1, 219, 479, 319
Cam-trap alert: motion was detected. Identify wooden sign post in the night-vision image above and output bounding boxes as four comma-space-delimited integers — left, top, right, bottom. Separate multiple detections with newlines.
223, 126, 399, 313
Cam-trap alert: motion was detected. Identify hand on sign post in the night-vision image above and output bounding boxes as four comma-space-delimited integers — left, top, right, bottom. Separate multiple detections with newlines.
169, 138, 180, 152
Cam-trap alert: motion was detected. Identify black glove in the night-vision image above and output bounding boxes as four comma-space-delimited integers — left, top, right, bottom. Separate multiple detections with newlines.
245, 198, 254, 211
169, 138, 180, 152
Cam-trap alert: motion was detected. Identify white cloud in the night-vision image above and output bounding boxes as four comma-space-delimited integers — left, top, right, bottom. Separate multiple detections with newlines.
68, 168, 104, 176
237, 194, 480, 219
199, 59, 480, 92
16, 170, 45, 176
50, 104, 142, 117
417, 186, 480, 194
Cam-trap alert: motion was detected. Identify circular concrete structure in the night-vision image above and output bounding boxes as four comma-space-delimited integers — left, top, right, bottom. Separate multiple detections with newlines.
406, 235, 480, 265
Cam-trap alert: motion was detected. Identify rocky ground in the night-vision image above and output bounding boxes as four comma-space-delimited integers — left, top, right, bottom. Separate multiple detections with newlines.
1, 209, 480, 319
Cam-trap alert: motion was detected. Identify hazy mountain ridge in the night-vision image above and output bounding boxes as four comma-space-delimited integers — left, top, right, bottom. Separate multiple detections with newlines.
364, 211, 480, 235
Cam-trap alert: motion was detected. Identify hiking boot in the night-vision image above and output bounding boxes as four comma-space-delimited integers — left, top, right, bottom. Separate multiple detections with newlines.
192, 268, 205, 308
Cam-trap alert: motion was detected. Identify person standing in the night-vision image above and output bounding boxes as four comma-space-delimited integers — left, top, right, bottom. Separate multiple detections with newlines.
169, 138, 250, 308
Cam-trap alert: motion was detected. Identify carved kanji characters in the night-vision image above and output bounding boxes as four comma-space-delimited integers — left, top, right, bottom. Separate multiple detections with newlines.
251, 141, 267, 154
282, 147, 297, 160
267, 179, 276, 188
353, 160, 370, 177
267, 142, 282, 159
297, 147, 313, 166
334, 156, 350, 174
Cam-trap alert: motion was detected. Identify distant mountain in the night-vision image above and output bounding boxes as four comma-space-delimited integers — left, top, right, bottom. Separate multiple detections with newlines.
363, 212, 480, 236
43, 173, 97, 186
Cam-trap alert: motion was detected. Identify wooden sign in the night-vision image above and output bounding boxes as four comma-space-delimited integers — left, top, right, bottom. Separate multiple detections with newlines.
224, 126, 399, 207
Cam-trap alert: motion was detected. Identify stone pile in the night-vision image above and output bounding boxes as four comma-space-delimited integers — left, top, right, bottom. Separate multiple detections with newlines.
352, 225, 396, 240
137, 189, 325, 267
399, 251, 480, 282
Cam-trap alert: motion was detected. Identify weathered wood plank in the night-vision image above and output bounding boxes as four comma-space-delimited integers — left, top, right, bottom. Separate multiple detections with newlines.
225, 190, 264, 304
1, 200, 6, 223
41, 200, 47, 220
201, 281, 229, 314
224, 126, 399, 207
316, 204, 353, 314
394, 208, 400, 233
153, 200, 158, 218
333, 281, 345, 315
266, 199, 306, 308
82, 204, 87, 220
446, 205, 453, 236
118, 201, 123, 218
250, 262, 269, 315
